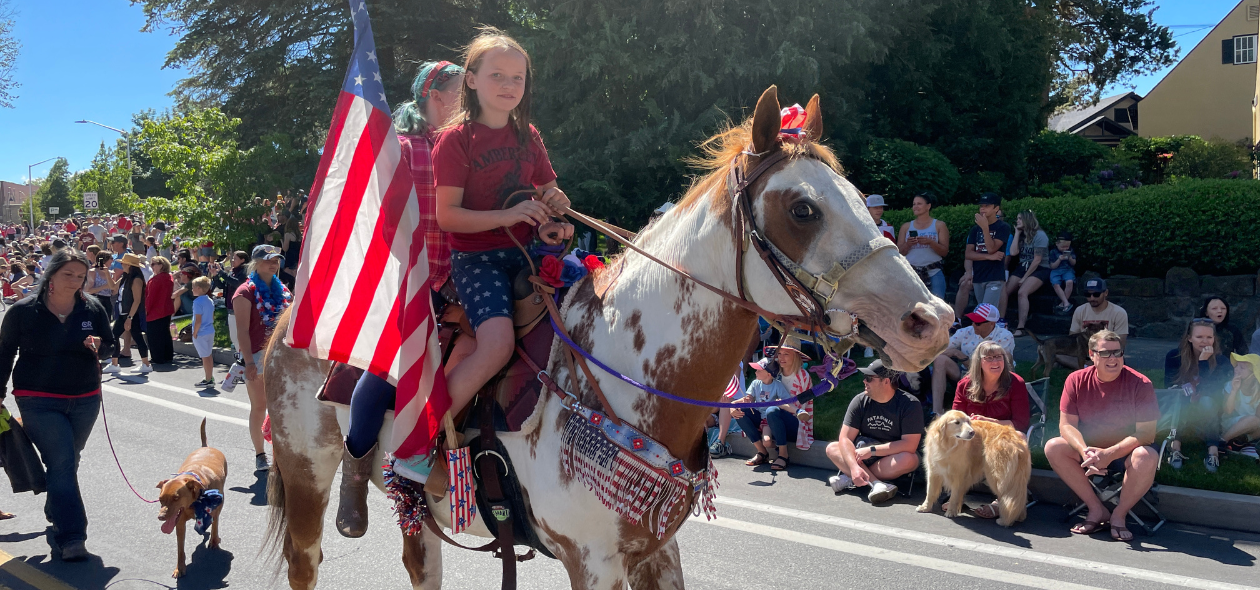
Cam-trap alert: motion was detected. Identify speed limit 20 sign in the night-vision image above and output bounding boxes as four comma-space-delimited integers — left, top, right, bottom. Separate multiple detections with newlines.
83, 192, 99, 210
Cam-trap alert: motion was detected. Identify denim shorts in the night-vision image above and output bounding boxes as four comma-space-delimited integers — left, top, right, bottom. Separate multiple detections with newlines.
451, 247, 533, 330
1050, 267, 1076, 285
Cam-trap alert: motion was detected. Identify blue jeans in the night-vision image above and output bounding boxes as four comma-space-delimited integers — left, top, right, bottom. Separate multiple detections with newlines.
735, 406, 799, 447
15, 394, 101, 546
927, 270, 946, 300
346, 372, 395, 458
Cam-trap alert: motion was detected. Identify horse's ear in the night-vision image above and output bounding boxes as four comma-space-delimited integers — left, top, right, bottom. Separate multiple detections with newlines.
804, 94, 823, 140
751, 85, 781, 155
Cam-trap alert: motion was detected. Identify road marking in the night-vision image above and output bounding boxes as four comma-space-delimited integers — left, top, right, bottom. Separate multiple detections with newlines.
108, 375, 253, 410
102, 385, 248, 427
697, 518, 1104, 590
0, 548, 77, 590
713, 496, 1259, 590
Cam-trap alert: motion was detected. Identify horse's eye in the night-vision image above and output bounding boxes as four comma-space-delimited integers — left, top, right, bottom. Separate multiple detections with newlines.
791, 202, 816, 220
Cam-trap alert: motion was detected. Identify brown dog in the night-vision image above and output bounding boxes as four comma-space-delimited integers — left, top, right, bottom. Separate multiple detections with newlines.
1028, 325, 1101, 378
157, 418, 227, 578
916, 410, 1031, 526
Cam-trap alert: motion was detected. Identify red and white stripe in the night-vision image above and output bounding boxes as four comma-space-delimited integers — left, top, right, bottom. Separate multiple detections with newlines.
286, 90, 448, 459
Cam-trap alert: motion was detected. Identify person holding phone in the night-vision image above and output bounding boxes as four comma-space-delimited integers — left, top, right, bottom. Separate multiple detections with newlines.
898, 192, 948, 299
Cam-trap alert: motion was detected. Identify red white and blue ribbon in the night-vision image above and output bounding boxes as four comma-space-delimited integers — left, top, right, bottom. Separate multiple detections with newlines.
779, 103, 807, 140
446, 447, 476, 534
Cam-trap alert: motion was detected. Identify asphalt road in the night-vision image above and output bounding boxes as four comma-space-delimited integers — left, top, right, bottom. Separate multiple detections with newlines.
1, 353, 1258, 589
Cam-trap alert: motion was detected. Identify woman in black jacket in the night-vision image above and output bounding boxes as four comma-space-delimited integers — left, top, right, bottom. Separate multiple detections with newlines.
0, 249, 115, 561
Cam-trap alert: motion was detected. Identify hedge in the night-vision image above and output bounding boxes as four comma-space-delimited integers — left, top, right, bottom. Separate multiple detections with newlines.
849, 138, 960, 209
882, 179, 1260, 278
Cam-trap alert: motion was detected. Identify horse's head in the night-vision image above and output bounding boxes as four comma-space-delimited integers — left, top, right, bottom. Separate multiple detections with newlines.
735, 86, 953, 371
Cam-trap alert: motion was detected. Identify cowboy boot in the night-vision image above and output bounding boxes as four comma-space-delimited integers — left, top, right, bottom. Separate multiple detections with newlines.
336, 442, 376, 538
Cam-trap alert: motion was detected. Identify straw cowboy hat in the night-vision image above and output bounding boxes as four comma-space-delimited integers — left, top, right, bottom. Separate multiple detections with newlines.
765, 336, 813, 362
119, 253, 145, 268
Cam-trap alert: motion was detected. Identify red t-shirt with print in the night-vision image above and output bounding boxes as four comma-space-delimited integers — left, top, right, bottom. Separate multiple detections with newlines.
432, 122, 557, 252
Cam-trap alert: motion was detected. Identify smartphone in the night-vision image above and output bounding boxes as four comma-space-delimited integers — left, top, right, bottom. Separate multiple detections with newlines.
908, 230, 918, 238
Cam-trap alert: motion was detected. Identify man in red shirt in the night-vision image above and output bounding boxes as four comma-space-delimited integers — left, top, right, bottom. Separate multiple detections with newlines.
1045, 329, 1160, 542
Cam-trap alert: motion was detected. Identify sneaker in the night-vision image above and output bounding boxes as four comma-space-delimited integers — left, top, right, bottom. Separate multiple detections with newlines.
60, 540, 89, 562
1169, 450, 1186, 470
135, 364, 153, 375
708, 440, 728, 458
255, 453, 270, 472
1205, 454, 1220, 473
863, 347, 874, 358
1241, 445, 1259, 460
101, 363, 122, 374
867, 480, 899, 504
829, 473, 854, 494
193, 378, 216, 389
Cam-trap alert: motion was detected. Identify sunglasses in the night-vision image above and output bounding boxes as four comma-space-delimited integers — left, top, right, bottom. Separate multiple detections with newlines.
1091, 348, 1125, 358
862, 375, 886, 383
1190, 317, 1215, 325
1085, 292, 1103, 298
256, 245, 281, 256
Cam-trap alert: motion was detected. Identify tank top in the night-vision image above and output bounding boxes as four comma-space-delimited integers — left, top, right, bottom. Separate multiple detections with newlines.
904, 217, 943, 272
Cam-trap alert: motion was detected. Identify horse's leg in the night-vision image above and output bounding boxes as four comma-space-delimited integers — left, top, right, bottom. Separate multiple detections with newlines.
401, 529, 443, 590
274, 442, 340, 590
627, 537, 684, 590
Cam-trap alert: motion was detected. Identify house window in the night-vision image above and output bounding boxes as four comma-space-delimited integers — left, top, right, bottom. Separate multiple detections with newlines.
1236, 35, 1257, 64
1113, 108, 1131, 124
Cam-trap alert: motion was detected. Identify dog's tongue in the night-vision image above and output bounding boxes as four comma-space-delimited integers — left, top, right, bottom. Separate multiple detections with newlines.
161, 509, 180, 535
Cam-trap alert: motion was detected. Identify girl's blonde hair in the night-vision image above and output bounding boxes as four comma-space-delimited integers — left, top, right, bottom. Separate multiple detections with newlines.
446, 27, 534, 146
965, 340, 1014, 403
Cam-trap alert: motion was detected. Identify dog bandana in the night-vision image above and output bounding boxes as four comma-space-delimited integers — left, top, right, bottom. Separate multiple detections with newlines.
191, 489, 223, 536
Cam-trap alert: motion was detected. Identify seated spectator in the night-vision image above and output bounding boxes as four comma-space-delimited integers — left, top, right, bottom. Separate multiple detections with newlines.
1199, 297, 1246, 356
1163, 319, 1230, 472
865, 194, 896, 242
1048, 231, 1077, 313
1223, 353, 1260, 459
998, 210, 1049, 337
953, 341, 1031, 434
952, 192, 1010, 325
733, 359, 810, 471
930, 303, 1014, 417
1058, 278, 1129, 369
826, 360, 923, 504
1045, 330, 1159, 542
765, 336, 817, 450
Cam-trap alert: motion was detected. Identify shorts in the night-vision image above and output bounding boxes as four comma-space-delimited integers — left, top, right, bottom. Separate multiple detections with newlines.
973, 281, 1003, 306
1021, 265, 1051, 285
193, 332, 215, 358
855, 436, 885, 466
450, 247, 533, 330
1050, 267, 1076, 286
250, 350, 264, 367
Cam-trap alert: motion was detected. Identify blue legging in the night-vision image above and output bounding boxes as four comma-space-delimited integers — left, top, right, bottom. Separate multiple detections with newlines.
346, 372, 395, 458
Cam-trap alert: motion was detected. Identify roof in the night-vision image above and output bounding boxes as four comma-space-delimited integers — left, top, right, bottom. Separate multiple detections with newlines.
1047, 92, 1142, 133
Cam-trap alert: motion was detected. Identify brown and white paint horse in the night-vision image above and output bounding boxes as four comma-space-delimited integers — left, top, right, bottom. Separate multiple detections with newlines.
263, 86, 953, 589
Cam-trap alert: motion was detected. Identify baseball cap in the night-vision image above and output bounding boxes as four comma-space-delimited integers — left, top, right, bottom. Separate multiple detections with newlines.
252, 244, 284, 261
750, 359, 769, 371
1057, 231, 1074, 242
865, 194, 887, 208
110, 234, 127, 244
1084, 278, 1107, 293
965, 303, 1000, 324
977, 192, 1002, 206
858, 359, 897, 379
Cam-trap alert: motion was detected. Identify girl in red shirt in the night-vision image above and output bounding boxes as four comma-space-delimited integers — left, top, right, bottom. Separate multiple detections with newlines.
434, 29, 571, 415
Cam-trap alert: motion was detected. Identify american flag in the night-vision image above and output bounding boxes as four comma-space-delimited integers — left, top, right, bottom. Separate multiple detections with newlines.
286, 0, 449, 459
446, 448, 476, 534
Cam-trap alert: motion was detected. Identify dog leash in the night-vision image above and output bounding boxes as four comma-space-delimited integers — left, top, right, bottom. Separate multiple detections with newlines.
98, 377, 159, 504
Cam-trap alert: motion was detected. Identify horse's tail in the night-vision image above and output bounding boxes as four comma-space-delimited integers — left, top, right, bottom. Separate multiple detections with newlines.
262, 459, 289, 574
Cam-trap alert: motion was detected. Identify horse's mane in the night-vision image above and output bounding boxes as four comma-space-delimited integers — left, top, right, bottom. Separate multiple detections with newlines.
676, 118, 842, 212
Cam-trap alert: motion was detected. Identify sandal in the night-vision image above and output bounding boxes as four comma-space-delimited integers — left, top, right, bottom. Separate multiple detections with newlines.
745, 452, 769, 467
770, 456, 789, 471
971, 502, 1000, 519
1012, 328, 1026, 337
1110, 525, 1134, 542
1070, 520, 1110, 535
0, 511, 13, 521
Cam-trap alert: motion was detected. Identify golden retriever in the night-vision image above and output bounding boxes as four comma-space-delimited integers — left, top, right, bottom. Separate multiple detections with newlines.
916, 410, 1031, 526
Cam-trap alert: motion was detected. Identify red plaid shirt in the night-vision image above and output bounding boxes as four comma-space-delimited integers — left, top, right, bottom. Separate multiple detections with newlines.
399, 131, 451, 291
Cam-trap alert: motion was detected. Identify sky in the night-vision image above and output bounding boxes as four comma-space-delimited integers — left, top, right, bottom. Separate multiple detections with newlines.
0, 0, 1244, 187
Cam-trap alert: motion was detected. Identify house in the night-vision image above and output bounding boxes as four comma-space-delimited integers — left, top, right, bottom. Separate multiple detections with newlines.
1140, 0, 1259, 144
0, 181, 33, 225
1047, 92, 1141, 146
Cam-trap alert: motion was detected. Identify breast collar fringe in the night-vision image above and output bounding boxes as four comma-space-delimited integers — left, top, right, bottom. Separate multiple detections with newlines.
560, 402, 717, 539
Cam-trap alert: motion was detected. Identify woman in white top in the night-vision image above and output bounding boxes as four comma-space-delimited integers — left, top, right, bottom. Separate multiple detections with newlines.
898, 192, 949, 299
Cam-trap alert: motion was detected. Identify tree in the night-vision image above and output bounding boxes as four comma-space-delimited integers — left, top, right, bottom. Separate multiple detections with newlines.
127, 108, 317, 250
1042, 0, 1176, 108
34, 159, 74, 218
70, 141, 133, 214
0, 0, 20, 108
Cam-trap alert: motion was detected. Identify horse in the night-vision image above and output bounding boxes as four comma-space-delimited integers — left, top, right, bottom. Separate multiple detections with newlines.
263, 86, 954, 589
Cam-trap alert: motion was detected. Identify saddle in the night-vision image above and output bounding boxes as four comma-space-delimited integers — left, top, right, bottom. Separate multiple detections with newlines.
317, 267, 555, 432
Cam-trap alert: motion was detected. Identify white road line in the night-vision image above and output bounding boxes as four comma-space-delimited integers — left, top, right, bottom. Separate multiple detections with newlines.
102, 384, 248, 427
713, 496, 1259, 590
107, 375, 253, 410
697, 518, 1105, 590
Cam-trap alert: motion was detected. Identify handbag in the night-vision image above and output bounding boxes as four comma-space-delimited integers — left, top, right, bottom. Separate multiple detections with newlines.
0, 406, 47, 494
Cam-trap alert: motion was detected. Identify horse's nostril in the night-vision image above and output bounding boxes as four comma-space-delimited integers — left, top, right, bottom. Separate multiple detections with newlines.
901, 309, 935, 339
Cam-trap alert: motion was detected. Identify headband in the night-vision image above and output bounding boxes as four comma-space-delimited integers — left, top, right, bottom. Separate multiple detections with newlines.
419, 61, 456, 99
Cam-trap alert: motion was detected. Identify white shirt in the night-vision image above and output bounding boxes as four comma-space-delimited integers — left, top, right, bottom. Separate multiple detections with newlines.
948, 325, 1015, 358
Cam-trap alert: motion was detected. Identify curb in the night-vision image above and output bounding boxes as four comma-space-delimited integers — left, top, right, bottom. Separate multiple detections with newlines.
725, 436, 1260, 535
171, 340, 239, 366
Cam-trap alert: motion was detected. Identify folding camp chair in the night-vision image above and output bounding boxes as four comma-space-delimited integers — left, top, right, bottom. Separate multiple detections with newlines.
1024, 377, 1050, 450
1061, 388, 1179, 536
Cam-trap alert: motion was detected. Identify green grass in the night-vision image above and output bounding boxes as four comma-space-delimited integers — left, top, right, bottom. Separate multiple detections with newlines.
807, 359, 1260, 497
172, 308, 234, 349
